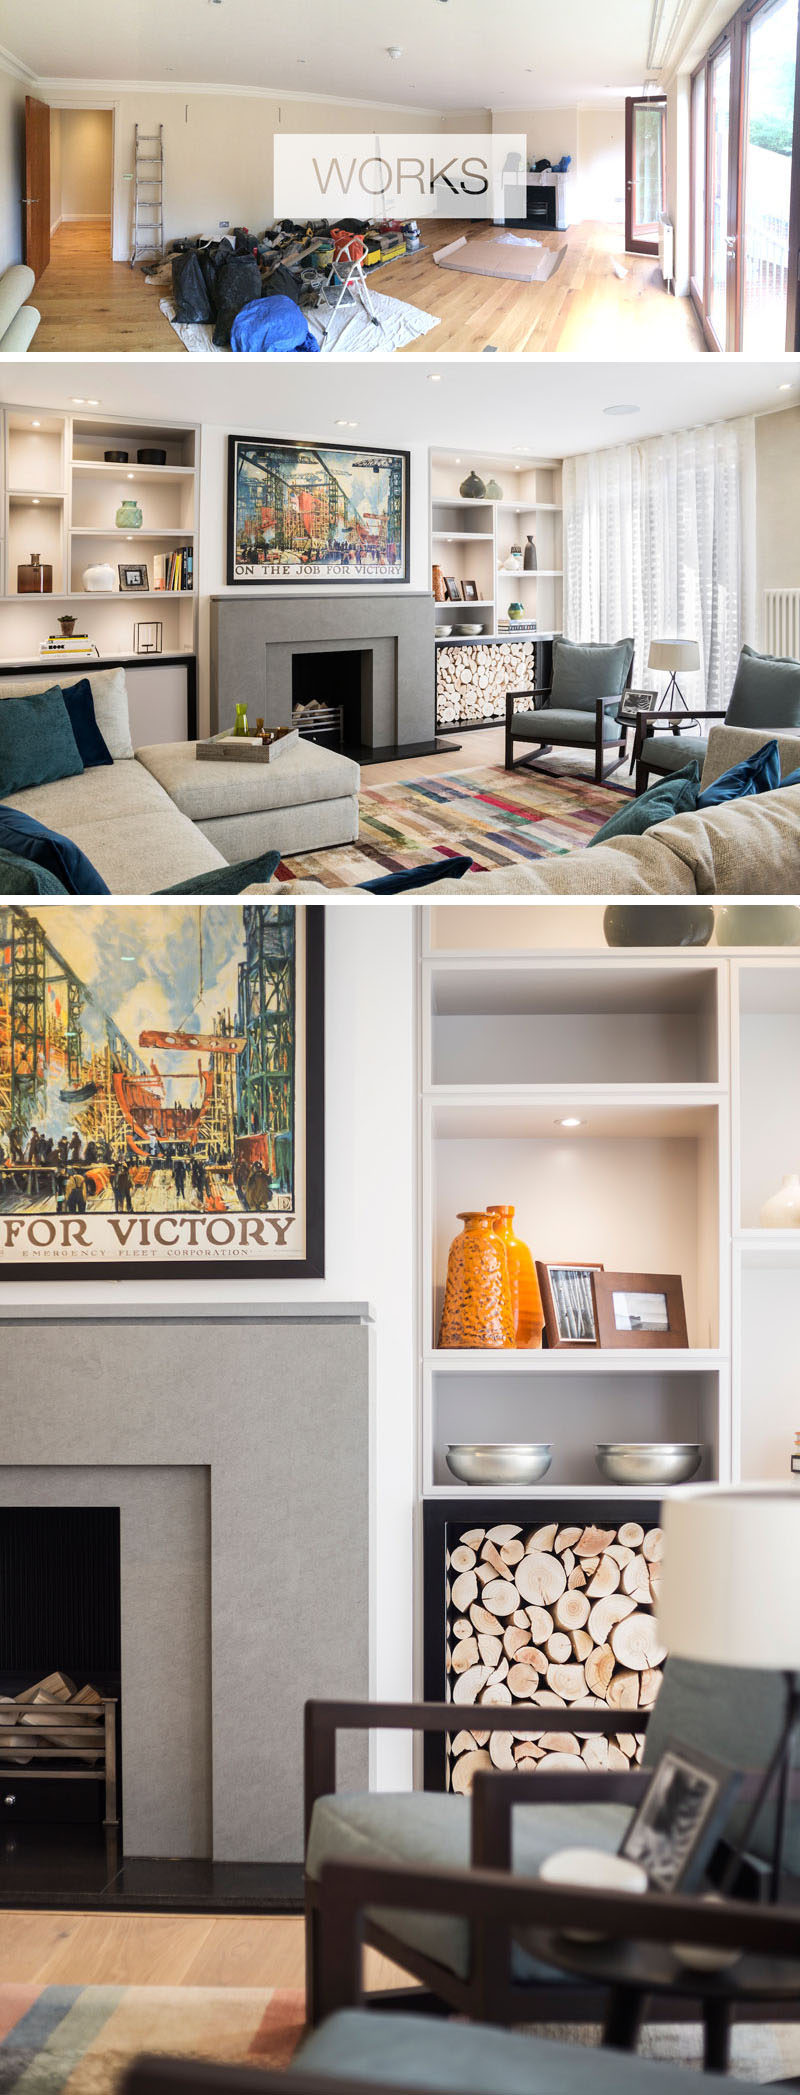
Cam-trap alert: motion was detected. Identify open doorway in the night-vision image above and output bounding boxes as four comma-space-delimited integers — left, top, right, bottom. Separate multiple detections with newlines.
24, 98, 114, 285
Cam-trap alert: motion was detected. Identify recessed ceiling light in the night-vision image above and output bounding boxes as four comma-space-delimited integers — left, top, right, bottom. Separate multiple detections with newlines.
31, 419, 41, 428
127, 472, 135, 479
778, 382, 793, 391
32, 498, 40, 506
428, 373, 442, 382
71, 397, 85, 405
603, 403, 639, 417
556, 1116, 585, 1128
335, 418, 349, 426
86, 399, 100, 407
387, 45, 403, 58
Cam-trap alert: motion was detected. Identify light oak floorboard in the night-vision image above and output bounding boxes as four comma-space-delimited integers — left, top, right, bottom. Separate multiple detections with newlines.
0, 1911, 411, 1993
29, 219, 704, 356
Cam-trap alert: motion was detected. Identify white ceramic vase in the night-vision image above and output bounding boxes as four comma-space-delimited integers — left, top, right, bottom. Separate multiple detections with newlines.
760, 1173, 800, 1229
83, 564, 118, 592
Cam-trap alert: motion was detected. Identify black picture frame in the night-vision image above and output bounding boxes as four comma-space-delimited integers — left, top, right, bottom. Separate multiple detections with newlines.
227, 435, 410, 586
0, 906, 325, 1284
619, 1738, 742, 1892
618, 686, 659, 722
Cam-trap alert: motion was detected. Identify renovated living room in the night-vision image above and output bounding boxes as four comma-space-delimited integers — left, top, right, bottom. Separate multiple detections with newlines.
1, 357, 799, 899
0, 894, 799, 2095
1, 0, 799, 355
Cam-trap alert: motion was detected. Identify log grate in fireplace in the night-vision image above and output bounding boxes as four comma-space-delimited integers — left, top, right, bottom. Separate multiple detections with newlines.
0, 1681, 118, 1825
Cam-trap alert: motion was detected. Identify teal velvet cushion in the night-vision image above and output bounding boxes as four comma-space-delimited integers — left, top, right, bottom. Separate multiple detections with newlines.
727, 644, 800, 730
0, 687, 84, 796
589, 761, 700, 846
697, 738, 780, 807
549, 636, 634, 713
158, 848, 281, 894
0, 845, 69, 895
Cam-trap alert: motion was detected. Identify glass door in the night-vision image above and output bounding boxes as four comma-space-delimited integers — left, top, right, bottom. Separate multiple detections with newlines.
625, 96, 667, 253
741, 0, 799, 350
708, 42, 733, 346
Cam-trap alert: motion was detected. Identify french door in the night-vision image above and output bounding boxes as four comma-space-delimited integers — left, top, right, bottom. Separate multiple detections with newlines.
625, 95, 667, 253
691, 0, 800, 349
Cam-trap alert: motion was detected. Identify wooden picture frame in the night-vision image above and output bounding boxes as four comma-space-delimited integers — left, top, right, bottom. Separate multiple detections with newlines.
444, 576, 462, 602
619, 1738, 742, 1892
118, 562, 150, 592
535, 1261, 604, 1349
591, 1270, 688, 1349
227, 435, 410, 585
462, 579, 479, 601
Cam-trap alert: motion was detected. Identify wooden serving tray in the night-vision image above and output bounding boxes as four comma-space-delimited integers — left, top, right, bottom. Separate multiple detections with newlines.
196, 728, 298, 763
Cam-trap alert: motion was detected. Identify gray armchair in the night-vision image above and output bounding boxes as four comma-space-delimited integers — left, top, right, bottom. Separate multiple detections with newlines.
634, 643, 800, 795
505, 637, 635, 785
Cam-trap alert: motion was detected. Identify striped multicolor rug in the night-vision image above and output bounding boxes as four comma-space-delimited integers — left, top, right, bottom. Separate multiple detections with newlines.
276, 763, 630, 888
0, 1983, 305, 2094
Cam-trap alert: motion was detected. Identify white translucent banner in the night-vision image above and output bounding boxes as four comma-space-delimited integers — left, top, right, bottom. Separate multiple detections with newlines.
274, 133, 528, 220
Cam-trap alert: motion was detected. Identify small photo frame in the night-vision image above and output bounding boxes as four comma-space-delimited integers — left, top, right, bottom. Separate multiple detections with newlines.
444, 577, 462, 602
119, 562, 150, 592
536, 1261, 604, 1349
618, 687, 659, 722
134, 620, 163, 656
619, 1739, 742, 1893
592, 1271, 688, 1350
462, 579, 479, 601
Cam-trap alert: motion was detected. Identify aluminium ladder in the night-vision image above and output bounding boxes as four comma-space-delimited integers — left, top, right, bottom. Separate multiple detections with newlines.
130, 123, 164, 268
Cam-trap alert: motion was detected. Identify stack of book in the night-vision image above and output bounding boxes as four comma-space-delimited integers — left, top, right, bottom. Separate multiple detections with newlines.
497, 617, 538, 633
154, 547, 193, 592
39, 634, 97, 659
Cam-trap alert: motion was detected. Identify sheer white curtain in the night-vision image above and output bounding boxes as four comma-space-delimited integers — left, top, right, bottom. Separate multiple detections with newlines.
563, 418, 756, 711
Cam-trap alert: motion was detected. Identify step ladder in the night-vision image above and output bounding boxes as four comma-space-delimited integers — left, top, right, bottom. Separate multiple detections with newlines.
130, 124, 164, 268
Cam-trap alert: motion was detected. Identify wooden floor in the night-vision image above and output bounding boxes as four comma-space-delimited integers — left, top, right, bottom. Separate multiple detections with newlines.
30, 218, 704, 356
0, 1909, 406, 1991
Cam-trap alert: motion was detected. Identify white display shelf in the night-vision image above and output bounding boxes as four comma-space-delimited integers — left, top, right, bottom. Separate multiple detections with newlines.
71, 527, 195, 540
72, 462, 195, 481
424, 1348, 726, 1372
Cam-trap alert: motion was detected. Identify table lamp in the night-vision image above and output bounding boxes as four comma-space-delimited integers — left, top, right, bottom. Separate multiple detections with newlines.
647, 637, 701, 712
659, 1487, 800, 1900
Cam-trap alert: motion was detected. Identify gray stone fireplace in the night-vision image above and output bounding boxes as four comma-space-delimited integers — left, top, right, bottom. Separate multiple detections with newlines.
210, 593, 437, 754
0, 1304, 371, 1863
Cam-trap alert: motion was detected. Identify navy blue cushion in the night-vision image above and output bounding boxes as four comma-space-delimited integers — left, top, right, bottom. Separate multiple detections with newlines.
359, 856, 473, 894
589, 763, 700, 846
0, 805, 109, 894
697, 738, 780, 807
158, 849, 281, 894
779, 764, 800, 789
61, 677, 113, 769
0, 687, 84, 795
0, 845, 68, 895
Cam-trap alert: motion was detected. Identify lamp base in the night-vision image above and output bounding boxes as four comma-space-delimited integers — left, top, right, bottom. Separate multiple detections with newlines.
654, 671, 694, 715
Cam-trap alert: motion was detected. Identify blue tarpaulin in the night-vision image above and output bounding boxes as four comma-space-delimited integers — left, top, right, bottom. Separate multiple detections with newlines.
230, 296, 320, 352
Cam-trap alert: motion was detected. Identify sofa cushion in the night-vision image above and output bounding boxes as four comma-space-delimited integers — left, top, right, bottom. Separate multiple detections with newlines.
0, 666, 134, 761
0, 845, 68, 895
306, 1790, 631, 1982
160, 849, 281, 894
727, 642, 800, 731
137, 739, 360, 819
510, 706, 624, 748
0, 688, 84, 796
4, 759, 225, 892
295, 2009, 766, 2095
700, 724, 800, 790
359, 856, 473, 893
549, 637, 634, 712
639, 733, 707, 776
0, 805, 109, 895
590, 762, 700, 845
697, 737, 780, 807
60, 677, 114, 770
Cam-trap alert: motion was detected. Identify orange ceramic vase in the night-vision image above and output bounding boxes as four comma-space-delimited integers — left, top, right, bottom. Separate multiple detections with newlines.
438, 1211, 515, 1349
487, 1205, 544, 1349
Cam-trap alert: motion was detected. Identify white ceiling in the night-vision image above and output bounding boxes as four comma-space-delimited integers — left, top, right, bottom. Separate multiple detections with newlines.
2, 361, 797, 457
3, 0, 661, 109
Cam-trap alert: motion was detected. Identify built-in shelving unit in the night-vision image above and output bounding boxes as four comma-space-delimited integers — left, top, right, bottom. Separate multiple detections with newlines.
731, 958, 800, 1483
430, 448, 563, 731
0, 406, 199, 668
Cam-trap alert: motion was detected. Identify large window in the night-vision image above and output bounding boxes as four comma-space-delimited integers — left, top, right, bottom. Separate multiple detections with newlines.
691, 0, 800, 350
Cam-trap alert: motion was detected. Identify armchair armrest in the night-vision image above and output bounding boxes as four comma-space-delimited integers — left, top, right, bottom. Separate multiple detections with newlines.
505, 687, 552, 717
304, 1699, 651, 1846
471, 1760, 650, 1870
316, 1854, 800, 2017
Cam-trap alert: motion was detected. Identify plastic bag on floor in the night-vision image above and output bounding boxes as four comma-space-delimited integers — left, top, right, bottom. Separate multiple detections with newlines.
212, 255, 262, 347
172, 248, 214, 324
231, 295, 320, 352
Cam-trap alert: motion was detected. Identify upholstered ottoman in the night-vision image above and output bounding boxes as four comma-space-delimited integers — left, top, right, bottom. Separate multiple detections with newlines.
136, 738, 360, 862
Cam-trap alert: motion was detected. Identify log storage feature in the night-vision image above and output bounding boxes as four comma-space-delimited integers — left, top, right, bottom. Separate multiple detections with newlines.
445, 1519, 665, 1790
436, 641, 535, 728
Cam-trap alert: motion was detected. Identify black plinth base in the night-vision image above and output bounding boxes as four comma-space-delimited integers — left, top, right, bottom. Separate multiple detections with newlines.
0, 1826, 304, 1913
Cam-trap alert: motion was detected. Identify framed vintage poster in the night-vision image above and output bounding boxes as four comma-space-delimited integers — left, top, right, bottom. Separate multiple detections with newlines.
227, 434, 410, 585
0, 903, 324, 1281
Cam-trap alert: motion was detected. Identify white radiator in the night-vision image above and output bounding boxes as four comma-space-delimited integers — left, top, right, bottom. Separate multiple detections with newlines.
764, 588, 800, 658
658, 216, 674, 289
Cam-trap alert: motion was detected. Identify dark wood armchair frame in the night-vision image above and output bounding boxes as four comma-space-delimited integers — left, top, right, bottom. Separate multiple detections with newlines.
123, 1871, 800, 2095
505, 657, 634, 787
632, 707, 727, 794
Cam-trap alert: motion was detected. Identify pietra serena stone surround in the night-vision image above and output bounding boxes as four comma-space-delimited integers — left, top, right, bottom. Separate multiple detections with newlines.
0, 1305, 371, 1863
210, 593, 436, 744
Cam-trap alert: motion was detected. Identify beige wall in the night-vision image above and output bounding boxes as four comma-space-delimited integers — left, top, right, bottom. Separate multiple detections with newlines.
756, 406, 800, 605
0, 60, 27, 272
493, 102, 625, 223
58, 107, 112, 218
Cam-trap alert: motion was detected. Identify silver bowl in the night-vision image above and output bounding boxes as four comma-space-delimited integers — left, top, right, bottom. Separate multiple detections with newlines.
446, 1442, 552, 1486
595, 1442, 703, 1485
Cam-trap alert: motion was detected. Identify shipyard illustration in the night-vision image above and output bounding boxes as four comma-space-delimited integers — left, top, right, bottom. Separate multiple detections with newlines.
0, 904, 314, 1274
230, 437, 408, 582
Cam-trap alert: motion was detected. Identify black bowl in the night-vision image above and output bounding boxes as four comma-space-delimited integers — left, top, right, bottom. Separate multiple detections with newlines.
104, 450, 129, 464
137, 448, 167, 466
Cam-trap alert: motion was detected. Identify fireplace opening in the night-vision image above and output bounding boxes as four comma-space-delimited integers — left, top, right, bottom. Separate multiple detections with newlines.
291, 648, 373, 758
0, 1508, 121, 1844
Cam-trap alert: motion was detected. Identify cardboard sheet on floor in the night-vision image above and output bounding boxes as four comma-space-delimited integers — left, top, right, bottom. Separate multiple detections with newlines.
433, 232, 566, 283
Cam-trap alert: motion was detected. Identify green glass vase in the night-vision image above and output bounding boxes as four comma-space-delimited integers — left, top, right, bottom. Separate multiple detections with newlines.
233, 704, 249, 737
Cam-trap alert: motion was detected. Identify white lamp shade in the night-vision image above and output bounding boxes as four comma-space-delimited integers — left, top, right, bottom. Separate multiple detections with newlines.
647, 638, 701, 674
658, 1488, 800, 1672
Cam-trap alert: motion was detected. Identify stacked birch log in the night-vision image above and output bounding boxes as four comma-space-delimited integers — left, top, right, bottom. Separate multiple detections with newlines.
436, 642, 535, 728
445, 1519, 666, 1794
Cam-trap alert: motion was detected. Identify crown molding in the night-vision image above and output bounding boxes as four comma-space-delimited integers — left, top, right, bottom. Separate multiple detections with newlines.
34, 75, 458, 116
0, 41, 37, 84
